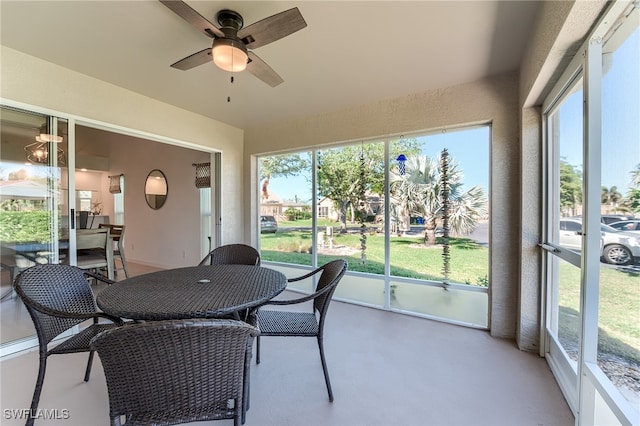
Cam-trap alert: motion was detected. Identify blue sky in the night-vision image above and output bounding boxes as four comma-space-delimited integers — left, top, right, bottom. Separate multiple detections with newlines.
560, 26, 639, 193
601, 26, 639, 191
416, 126, 490, 195
267, 126, 490, 202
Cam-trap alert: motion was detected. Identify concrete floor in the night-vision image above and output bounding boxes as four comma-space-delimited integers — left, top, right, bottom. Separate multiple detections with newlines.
0, 263, 574, 426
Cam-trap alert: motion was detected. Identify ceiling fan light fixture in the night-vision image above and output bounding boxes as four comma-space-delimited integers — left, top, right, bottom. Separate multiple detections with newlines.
24, 141, 66, 165
36, 125, 63, 143
212, 38, 248, 72
38, 133, 63, 143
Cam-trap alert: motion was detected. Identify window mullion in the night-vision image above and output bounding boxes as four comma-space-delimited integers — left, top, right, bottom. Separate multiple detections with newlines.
577, 35, 603, 426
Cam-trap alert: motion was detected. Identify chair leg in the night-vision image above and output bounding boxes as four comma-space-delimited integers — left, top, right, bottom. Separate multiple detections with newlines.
255, 336, 261, 364
117, 246, 129, 278
317, 335, 334, 402
110, 414, 123, 426
84, 350, 95, 382
234, 401, 241, 426
242, 341, 252, 424
27, 351, 48, 426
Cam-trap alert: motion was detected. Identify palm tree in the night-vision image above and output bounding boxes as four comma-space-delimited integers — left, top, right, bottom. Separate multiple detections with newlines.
631, 164, 640, 187
624, 164, 640, 213
390, 154, 487, 245
390, 155, 438, 241
601, 186, 623, 212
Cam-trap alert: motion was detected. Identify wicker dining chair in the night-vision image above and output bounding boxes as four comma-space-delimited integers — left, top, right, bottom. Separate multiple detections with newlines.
91, 319, 260, 426
254, 259, 347, 402
197, 243, 261, 323
13, 264, 124, 426
198, 243, 261, 266
99, 223, 129, 278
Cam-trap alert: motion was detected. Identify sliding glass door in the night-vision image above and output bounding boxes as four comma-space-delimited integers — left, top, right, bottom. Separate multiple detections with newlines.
544, 74, 585, 411
1, 104, 221, 357
0, 106, 69, 354
542, 2, 639, 423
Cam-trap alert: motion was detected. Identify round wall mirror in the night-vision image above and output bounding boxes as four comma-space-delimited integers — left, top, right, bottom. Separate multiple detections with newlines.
144, 169, 168, 209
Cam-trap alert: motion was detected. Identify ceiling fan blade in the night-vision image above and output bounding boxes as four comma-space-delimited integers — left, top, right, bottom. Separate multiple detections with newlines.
170, 48, 212, 70
246, 51, 284, 87
238, 7, 307, 50
159, 0, 224, 39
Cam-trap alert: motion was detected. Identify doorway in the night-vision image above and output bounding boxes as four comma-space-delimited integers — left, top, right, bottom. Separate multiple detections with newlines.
0, 105, 218, 355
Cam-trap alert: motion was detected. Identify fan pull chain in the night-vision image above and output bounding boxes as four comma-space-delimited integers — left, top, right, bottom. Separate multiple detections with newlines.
227, 75, 235, 103
227, 51, 235, 103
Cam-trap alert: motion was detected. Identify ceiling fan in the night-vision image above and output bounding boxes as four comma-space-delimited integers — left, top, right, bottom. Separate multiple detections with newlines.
159, 0, 307, 87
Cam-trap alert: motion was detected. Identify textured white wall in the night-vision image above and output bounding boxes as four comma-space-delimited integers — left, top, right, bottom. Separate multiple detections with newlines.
1, 46, 245, 267
108, 137, 209, 268
244, 72, 521, 339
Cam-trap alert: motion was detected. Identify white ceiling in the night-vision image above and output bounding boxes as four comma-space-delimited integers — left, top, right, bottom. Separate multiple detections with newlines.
1, 1, 541, 130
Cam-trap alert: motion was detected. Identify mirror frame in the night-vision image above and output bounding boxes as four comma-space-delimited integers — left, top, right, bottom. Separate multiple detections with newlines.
144, 169, 168, 210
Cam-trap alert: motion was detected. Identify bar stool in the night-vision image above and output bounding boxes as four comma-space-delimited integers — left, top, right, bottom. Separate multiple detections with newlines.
99, 224, 129, 278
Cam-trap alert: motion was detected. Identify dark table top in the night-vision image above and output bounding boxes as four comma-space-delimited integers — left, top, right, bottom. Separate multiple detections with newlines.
96, 265, 287, 321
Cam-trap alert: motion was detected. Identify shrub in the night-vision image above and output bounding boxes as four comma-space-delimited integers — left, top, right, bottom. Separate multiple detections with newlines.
0, 210, 54, 243
284, 208, 311, 221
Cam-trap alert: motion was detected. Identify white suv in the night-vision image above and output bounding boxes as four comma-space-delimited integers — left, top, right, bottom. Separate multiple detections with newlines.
559, 218, 640, 265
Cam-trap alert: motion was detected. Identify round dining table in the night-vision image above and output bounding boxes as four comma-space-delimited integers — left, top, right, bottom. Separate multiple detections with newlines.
96, 264, 287, 321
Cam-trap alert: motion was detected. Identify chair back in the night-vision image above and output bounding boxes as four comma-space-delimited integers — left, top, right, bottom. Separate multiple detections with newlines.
76, 228, 109, 250
313, 259, 348, 317
14, 264, 98, 345
99, 223, 124, 241
75, 228, 114, 278
99, 224, 125, 258
91, 319, 259, 425
199, 243, 260, 266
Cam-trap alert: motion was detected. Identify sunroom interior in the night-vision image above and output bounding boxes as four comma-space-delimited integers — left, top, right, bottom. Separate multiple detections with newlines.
0, 1, 638, 425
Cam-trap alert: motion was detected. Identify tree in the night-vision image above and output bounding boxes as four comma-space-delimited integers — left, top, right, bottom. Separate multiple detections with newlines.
625, 189, 640, 212
632, 164, 640, 186
317, 138, 420, 232
389, 155, 438, 239
601, 186, 622, 212
258, 154, 309, 201
317, 145, 374, 231
559, 159, 582, 216
8, 168, 30, 181
623, 164, 640, 213
390, 152, 487, 245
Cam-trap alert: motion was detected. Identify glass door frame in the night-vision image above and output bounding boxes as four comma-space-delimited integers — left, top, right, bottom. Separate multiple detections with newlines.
542, 60, 585, 414
0, 105, 78, 357
541, 2, 639, 424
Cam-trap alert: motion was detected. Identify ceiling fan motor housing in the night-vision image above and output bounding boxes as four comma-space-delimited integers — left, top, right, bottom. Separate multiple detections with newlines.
214, 10, 247, 55
216, 10, 243, 31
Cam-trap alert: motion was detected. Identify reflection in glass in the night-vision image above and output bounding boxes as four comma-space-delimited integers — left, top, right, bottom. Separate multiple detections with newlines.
0, 108, 66, 347
599, 21, 639, 409
144, 169, 167, 209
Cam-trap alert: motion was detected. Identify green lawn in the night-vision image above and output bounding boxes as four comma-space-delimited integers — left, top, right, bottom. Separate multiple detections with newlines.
261, 221, 640, 365
261, 224, 489, 285
558, 261, 640, 364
